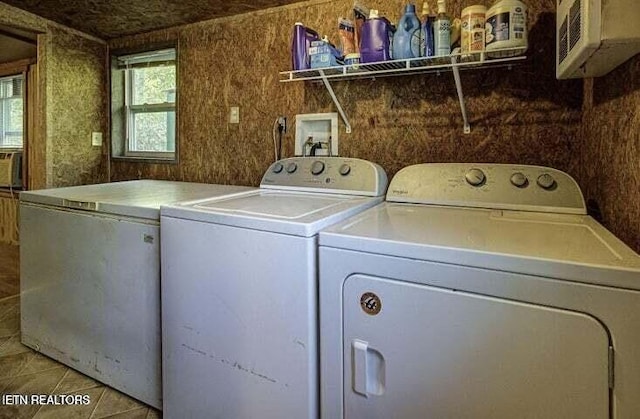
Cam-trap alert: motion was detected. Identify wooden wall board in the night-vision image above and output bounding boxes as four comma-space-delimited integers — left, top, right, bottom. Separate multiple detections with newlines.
109, 0, 583, 189
46, 26, 108, 187
1, 0, 311, 39
0, 2, 108, 243
0, 195, 19, 245
581, 56, 640, 253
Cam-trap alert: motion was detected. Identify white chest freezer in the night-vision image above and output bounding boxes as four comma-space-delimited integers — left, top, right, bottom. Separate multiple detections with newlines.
19, 180, 253, 409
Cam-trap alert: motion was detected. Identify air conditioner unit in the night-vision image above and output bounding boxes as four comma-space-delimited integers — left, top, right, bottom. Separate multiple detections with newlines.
556, 0, 640, 79
0, 151, 23, 188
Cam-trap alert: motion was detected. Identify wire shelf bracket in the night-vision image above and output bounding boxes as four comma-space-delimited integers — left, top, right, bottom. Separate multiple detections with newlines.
319, 70, 352, 134
280, 47, 526, 135
450, 53, 471, 134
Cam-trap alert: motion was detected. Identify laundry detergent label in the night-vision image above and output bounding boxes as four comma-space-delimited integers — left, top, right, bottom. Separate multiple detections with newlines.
486, 12, 510, 45
512, 7, 526, 40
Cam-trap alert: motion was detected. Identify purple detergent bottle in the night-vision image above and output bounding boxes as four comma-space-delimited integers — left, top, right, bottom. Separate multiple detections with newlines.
292, 22, 320, 70
360, 12, 395, 63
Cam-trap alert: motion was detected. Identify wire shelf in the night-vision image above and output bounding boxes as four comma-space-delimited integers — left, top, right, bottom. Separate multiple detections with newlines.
278, 46, 527, 134
279, 47, 527, 82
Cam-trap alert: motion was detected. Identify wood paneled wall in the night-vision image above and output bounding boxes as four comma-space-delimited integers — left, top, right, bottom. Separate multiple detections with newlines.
0, 1, 108, 244
1, 1, 108, 191
45, 26, 108, 187
109, 0, 583, 187
581, 56, 640, 253
0, 195, 19, 245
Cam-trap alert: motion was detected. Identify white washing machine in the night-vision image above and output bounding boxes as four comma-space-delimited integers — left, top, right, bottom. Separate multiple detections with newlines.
160, 157, 387, 418
20, 180, 253, 409
319, 163, 640, 419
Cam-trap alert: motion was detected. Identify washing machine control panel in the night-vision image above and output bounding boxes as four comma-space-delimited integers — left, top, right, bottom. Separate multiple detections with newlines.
261, 157, 388, 197
387, 163, 586, 214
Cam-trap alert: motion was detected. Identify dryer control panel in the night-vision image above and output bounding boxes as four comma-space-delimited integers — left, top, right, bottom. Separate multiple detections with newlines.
387, 163, 586, 214
261, 157, 388, 197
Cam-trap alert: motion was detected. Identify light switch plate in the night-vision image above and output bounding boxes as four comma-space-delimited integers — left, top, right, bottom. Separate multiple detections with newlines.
230, 107, 240, 124
91, 132, 103, 147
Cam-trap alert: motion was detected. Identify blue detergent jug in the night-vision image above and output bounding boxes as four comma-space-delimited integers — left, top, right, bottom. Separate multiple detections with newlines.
392, 4, 421, 59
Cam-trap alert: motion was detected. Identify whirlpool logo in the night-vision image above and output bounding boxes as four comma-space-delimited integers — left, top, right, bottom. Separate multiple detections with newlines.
360, 292, 382, 316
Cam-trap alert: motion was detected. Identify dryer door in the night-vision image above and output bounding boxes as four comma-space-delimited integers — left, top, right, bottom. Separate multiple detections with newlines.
342, 274, 610, 419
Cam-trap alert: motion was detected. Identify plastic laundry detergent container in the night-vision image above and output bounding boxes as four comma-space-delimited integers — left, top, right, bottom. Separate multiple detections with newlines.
392, 4, 421, 59
292, 22, 320, 70
485, 0, 527, 58
360, 17, 395, 63
461, 5, 486, 53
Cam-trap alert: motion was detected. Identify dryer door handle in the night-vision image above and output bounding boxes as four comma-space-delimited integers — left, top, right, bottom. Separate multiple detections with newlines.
352, 339, 385, 397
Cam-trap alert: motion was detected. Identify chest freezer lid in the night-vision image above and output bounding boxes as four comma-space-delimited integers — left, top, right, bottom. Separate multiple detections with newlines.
162, 189, 383, 236
320, 203, 640, 290
20, 180, 254, 220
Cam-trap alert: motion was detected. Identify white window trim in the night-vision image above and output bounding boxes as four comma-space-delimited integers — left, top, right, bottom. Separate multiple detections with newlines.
0, 74, 24, 150
121, 49, 177, 160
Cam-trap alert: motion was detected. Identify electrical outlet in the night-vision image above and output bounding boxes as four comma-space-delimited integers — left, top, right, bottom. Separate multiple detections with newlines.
91, 132, 103, 147
230, 107, 240, 124
278, 116, 287, 133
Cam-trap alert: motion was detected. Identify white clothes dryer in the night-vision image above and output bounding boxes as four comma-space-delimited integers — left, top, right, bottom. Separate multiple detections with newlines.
319, 163, 640, 419
160, 157, 387, 418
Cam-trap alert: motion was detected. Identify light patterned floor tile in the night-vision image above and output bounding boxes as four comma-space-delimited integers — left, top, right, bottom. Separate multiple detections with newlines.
0, 351, 35, 379
0, 335, 33, 357
56, 368, 102, 394
0, 304, 19, 338
100, 407, 149, 419
145, 408, 160, 419
19, 353, 64, 376
0, 295, 18, 318
0, 376, 13, 394
0, 367, 67, 419
90, 388, 145, 419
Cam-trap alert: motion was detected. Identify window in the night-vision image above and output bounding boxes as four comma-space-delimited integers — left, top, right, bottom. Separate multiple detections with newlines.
0, 74, 24, 149
112, 48, 176, 160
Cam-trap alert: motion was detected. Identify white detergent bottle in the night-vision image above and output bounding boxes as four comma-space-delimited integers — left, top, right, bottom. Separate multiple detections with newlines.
434, 0, 451, 56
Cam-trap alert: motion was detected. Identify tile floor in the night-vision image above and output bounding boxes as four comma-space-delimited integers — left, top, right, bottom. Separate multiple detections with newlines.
0, 244, 161, 419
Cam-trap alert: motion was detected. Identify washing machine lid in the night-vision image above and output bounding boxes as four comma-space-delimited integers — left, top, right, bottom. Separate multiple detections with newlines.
20, 180, 254, 220
320, 203, 640, 290
161, 189, 384, 237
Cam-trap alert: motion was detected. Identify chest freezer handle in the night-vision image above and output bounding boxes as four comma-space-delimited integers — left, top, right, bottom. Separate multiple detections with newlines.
62, 199, 99, 211
352, 339, 385, 397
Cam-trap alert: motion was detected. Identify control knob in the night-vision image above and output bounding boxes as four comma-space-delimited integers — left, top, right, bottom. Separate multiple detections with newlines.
311, 161, 325, 175
272, 162, 283, 174
286, 162, 297, 173
339, 164, 351, 176
510, 172, 528, 188
465, 168, 486, 186
537, 173, 556, 190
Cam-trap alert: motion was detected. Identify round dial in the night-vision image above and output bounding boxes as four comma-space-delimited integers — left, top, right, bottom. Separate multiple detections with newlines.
537, 173, 556, 190
311, 161, 325, 175
339, 164, 351, 176
510, 172, 528, 188
286, 162, 297, 174
272, 162, 283, 174
465, 168, 486, 186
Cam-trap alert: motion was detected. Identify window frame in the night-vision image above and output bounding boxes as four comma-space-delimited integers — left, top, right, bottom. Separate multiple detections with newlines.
110, 44, 179, 163
0, 74, 25, 151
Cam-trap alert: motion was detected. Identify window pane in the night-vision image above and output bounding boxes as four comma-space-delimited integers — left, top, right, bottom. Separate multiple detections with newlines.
130, 111, 175, 152
132, 66, 176, 105
0, 75, 24, 149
